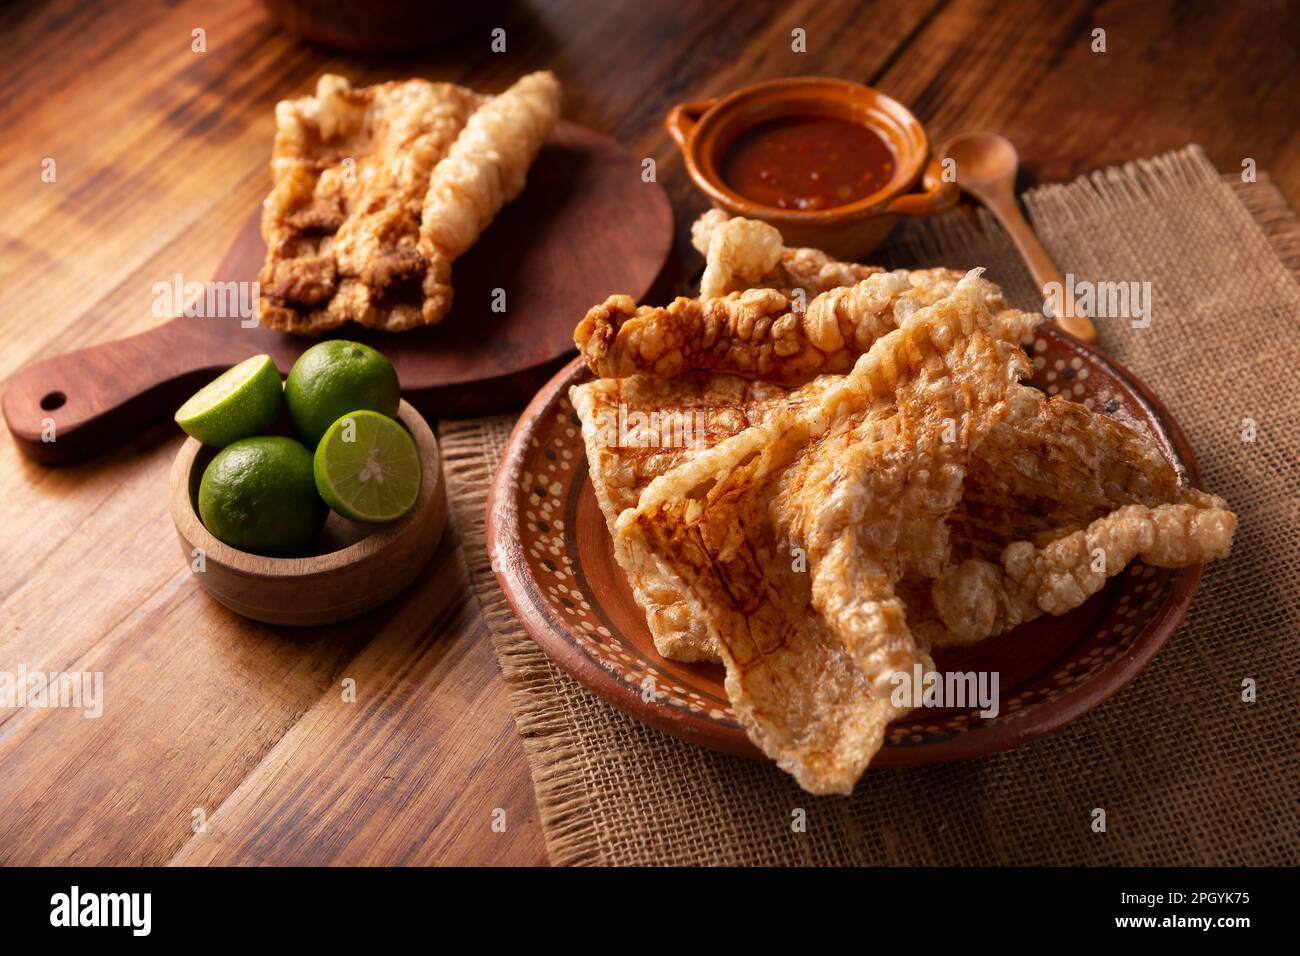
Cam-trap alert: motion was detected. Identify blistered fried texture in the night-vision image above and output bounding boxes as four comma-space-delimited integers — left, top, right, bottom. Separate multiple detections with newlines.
569, 264, 1019, 665
690, 212, 1021, 322
258, 72, 558, 334
689, 213, 1022, 315
418, 71, 561, 321
928, 388, 1237, 644
575, 274, 900, 382
617, 418, 930, 794
259, 74, 486, 334
693, 211, 782, 299
950, 395, 1184, 561
570, 372, 817, 662
933, 496, 1235, 644
691, 210, 883, 299
573, 263, 1235, 793
773, 273, 1032, 681
571, 268, 1036, 671
617, 272, 1021, 793
576, 268, 1032, 386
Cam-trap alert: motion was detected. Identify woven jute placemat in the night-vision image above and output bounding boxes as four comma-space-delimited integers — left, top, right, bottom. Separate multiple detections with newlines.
439, 145, 1299, 866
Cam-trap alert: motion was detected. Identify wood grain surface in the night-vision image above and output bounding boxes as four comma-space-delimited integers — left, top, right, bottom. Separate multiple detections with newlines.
1, 0, 1297, 866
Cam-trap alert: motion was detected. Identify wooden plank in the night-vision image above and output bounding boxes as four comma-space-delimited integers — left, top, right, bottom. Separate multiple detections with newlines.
168, 561, 545, 866
1, 0, 1297, 867
870, 0, 1300, 197
0, 524, 546, 865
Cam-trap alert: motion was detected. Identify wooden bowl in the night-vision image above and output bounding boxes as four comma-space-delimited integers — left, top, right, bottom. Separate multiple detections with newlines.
666, 77, 957, 259
487, 328, 1207, 768
170, 400, 446, 626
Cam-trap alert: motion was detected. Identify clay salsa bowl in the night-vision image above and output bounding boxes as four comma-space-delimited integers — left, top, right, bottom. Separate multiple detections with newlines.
666, 77, 957, 260
486, 328, 1207, 768
170, 399, 447, 626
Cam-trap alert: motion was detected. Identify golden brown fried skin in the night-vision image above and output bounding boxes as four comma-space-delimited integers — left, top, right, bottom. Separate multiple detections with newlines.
575, 270, 1027, 386
586, 269, 1235, 795
258, 72, 559, 334
931, 395, 1236, 644
618, 272, 1026, 793
951, 396, 1187, 560
688, 211, 1021, 312
580, 213, 1025, 385
933, 497, 1234, 644
570, 372, 827, 662
567, 257, 1007, 661
691, 209, 884, 299
417, 71, 560, 322
571, 220, 1237, 794
572, 271, 1032, 667
259, 74, 485, 334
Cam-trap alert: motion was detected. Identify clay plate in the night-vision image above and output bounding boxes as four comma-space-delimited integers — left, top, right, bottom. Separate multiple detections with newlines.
486, 327, 1205, 767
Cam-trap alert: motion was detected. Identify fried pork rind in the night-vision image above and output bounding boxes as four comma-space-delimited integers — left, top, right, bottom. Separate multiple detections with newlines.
259, 75, 484, 334
930, 394, 1236, 644
576, 276, 901, 383
691, 209, 884, 299
574, 267, 1232, 790
933, 496, 1235, 644
418, 71, 561, 322
576, 272, 1026, 385
689, 211, 1028, 309
570, 372, 825, 662
620, 423, 927, 793
258, 72, 559, 334
572, 268, 1030, 664
568, 224, 1236, 794
617, 272, 1021, 793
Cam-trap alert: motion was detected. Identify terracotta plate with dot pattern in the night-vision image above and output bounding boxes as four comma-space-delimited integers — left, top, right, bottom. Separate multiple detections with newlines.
486, 326, 1205, 767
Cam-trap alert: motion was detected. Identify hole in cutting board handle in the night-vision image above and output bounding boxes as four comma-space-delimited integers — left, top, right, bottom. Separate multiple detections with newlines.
40, 391, 66, 411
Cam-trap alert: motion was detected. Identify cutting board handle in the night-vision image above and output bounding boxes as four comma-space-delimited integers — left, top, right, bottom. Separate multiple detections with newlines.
3, 317, 254, 464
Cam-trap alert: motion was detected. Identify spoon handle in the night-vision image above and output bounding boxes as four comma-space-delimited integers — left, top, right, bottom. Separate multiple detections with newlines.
981, 189, 1097, 342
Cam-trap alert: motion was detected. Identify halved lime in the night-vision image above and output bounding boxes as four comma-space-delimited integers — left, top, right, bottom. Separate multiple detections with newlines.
175, 354, 283, 447
313, 411, 422, 523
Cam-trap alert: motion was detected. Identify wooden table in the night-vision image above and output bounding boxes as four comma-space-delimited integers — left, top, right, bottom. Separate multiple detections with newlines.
2, 0, 1296, 866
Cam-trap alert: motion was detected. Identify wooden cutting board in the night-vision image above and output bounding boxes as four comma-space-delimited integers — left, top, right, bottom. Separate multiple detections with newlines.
2, 121, 674, 464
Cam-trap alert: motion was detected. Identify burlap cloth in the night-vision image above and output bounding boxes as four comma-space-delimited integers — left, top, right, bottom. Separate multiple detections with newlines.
439, 145, 1299, 866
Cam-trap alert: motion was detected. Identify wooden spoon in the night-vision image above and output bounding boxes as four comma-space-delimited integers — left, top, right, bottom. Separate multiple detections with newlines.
942, 132, 1097, 342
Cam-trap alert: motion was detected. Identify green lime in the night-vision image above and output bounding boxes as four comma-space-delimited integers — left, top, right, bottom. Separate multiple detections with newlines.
198, 436, 327, 554
284, 341, 400, 447
313, 411, 422, 523
175, 354, 283, 447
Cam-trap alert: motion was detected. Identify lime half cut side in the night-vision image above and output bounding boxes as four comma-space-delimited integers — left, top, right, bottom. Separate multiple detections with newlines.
313, 410, 422, 523
175, 354, 283, 447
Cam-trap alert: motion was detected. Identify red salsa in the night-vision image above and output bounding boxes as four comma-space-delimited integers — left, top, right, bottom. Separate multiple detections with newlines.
720, 116, 896, 211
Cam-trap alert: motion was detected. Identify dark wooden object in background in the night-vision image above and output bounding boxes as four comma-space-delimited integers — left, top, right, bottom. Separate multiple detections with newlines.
0, 0, 1296, 866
